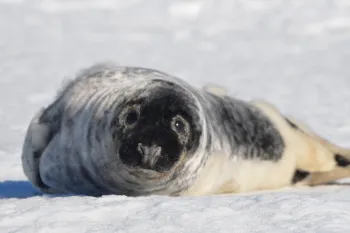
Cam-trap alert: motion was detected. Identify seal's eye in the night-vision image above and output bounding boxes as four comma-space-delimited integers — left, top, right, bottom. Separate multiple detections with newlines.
171, 116, 189, 140
174, 120, 185, 133
120, 106, 140, 127
125, 110, 139, 125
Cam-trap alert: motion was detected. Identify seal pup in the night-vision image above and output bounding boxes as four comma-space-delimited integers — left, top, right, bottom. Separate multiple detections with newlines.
21, 63, 350, 197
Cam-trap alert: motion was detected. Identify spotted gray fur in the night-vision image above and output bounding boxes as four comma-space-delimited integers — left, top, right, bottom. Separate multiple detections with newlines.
21, 63, 285, 197
202, 93, 285, 161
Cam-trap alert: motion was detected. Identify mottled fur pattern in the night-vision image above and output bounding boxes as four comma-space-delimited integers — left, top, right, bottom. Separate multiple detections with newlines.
21, 63, 350, 197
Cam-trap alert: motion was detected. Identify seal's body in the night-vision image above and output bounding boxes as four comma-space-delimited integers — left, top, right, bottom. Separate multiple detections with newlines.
22, 63, 350, 197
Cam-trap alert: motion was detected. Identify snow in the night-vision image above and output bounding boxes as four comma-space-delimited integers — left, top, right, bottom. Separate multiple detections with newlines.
1, 0, 350, 232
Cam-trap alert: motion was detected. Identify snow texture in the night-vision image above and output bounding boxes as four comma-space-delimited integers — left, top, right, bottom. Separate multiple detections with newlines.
1, 0, 350, 232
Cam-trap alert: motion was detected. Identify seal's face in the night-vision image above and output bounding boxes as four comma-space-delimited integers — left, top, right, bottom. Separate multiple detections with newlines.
115, 80, 202, 173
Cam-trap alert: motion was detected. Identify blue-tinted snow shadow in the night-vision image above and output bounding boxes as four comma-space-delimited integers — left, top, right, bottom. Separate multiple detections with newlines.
0, 181, 99, 199
0, 180, 44, 199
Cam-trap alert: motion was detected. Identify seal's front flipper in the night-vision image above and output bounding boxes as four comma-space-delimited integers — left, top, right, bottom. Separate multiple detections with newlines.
202, 83, 228, 97
21, 109, 60, 194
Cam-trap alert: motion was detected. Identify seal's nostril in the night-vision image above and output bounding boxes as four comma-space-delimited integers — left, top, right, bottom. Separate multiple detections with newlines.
153, 147, 162, 157
136, 143, 163, 169
137, 143, 145, 156
138, 143, 162, 157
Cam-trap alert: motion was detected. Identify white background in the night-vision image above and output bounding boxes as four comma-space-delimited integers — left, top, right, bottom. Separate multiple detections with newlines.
1, 0, 350, 232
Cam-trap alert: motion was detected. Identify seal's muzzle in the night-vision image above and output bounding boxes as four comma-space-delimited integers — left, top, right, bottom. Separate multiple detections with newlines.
118, 127, 182, 172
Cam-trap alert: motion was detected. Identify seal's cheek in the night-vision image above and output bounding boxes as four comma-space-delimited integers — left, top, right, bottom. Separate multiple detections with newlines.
118, 131, 183, 172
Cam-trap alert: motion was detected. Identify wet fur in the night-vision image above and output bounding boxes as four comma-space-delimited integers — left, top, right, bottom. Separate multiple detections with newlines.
21, 63, 350, 197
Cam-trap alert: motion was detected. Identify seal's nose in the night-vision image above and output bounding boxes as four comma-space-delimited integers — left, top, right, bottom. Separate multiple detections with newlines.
137, 143, 162, 168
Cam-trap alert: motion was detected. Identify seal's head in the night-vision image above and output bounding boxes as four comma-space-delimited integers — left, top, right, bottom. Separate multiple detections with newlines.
114, 79, 203, 175
22, 65, 208, 197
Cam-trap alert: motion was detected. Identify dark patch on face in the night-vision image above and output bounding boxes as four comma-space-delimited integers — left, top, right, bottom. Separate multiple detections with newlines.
115, 80, 202, 173
292, 169, 310, 184
205, 93, 285, 161
119, 129, 182, 172
335, 154, 350, 167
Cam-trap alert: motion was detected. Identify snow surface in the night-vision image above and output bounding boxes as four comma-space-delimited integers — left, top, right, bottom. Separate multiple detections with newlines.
1, 0, 350, 232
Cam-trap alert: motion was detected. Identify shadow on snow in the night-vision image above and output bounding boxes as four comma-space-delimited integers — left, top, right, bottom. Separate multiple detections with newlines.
0, 180, 44, 199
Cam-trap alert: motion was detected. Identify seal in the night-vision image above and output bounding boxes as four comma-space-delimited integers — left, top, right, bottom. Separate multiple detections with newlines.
21, 63, 350, 197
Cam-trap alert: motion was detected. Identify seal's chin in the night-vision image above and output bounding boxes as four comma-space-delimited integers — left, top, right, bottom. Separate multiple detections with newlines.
119, 155, 177, 173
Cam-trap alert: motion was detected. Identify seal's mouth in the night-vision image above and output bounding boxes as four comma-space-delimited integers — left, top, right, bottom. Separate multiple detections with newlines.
120, 151, 188, 185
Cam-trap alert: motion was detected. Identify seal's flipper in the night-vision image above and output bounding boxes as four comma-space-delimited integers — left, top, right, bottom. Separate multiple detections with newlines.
21, 109, 60, 194
284, 115, 350, 168
294, 167, 350, 186
251, 100, 337, 173
202, 83, 228, 97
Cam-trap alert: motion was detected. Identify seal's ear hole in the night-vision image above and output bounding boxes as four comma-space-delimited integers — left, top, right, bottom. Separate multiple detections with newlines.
120, 105, 141, 127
